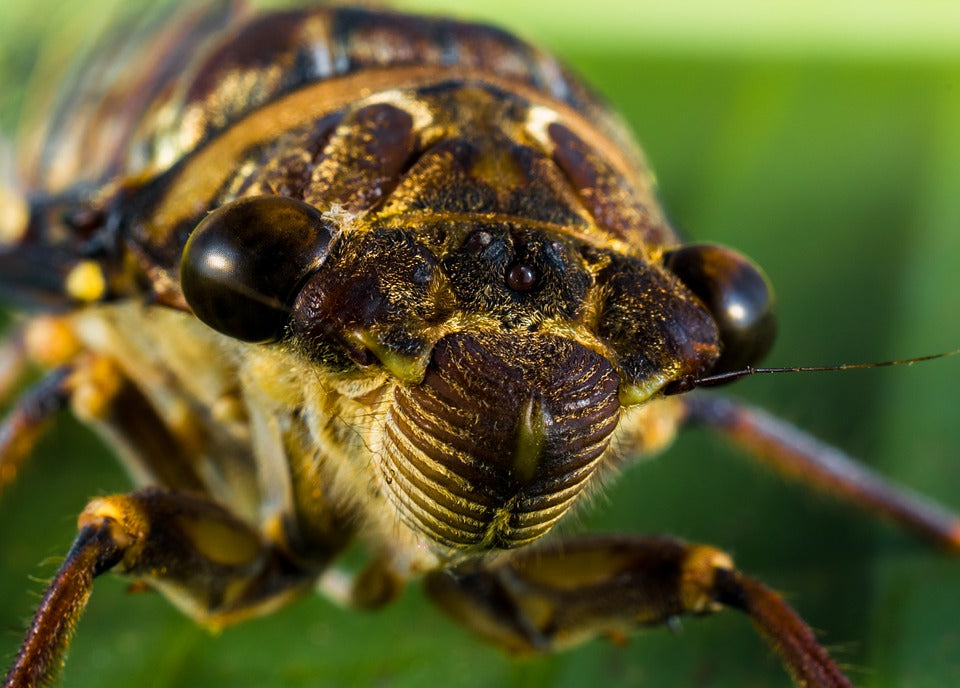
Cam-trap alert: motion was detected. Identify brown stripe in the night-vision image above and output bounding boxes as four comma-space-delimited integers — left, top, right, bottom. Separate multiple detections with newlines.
392, 388, 507, 490
509, 513, 566, 536
379, 449, 486, 546
383, 410, 497, 513
383, 442, 487, 531
513, 494, 581, 523
146, 65, 644, 244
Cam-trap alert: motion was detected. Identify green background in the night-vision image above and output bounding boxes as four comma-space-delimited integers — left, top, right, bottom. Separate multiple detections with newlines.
2, 1, 959, 686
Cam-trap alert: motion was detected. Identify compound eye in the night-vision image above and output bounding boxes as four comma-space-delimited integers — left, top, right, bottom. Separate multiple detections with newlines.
180, 196, 333, 343
665, 244, 777, 375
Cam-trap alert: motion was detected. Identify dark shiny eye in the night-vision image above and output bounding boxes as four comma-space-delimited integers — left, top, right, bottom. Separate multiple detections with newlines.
665, 244, 777, 375
506, 262, 537, 292
180, 196, 333, 342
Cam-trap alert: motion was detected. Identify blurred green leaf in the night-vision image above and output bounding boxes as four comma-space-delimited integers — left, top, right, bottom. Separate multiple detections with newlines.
404, 0, 960, 60
1, 2, 959, 687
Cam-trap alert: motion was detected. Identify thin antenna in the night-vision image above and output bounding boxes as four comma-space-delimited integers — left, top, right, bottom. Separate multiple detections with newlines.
664, 348, 960, 395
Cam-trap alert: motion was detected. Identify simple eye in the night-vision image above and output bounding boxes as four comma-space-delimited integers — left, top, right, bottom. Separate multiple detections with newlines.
180, 196, 333, 342
665, 244, 777, 375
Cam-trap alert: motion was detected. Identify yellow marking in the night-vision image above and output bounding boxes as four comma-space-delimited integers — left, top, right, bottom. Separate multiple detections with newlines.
0, 185, 28, 245
24, 316, 81, 367
353, 329, 430, 384
358, 89, 435, 131
525, 104, 561, 150
78, 494, 149, 552
167, 398, 205, 454
614, 396, 685, 458
516, 595, 554, 633
514, 394, 549, 484
69, 355, 124, 421
176, 516, 261, 567
679, 545, 734, 614
262, 513, 289, 550
148, 66, 643, 243
79, 497, 128, 530
211, 393, 247, 424
618, 371, 672, 407
65, 261, 107, 303
470, 148, 526, 192
479, 502, 517, 549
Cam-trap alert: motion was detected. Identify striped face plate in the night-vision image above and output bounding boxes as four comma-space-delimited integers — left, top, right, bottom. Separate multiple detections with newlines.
382, 331, 621, 550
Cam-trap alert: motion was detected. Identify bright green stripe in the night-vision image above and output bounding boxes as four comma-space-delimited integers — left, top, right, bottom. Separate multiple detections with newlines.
400, 0, 960, 61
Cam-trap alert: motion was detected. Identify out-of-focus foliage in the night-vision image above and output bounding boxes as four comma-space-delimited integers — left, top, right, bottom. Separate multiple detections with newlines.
1, 1, 958, 686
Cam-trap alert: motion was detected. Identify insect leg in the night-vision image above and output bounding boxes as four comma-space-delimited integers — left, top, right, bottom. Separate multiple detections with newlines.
0, 343, 217, 497
0, 327, 28, 405
3, 487, 314, 688
0, 313, 83, 408
0, 365, 71, 493
0, 314, 104, 492
426, 535, 852, 688
682, 394, 960, 550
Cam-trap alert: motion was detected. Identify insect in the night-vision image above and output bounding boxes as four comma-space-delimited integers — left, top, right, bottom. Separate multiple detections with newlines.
0, 1, 956, 688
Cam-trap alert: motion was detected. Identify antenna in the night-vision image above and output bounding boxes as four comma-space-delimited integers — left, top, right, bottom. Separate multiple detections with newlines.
663, 348, 960, 395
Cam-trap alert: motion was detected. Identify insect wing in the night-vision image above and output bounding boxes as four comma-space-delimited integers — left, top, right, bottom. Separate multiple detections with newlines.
14, 1, 247, 192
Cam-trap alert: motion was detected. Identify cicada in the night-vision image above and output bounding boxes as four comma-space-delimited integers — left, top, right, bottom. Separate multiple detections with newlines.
1, 2, 958, 687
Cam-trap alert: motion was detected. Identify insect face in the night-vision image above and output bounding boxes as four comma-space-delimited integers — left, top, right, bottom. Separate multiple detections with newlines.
176, 114, 736, 557
187, 199, 725, 553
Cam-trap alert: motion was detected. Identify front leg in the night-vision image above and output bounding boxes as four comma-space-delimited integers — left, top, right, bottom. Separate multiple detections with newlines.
3, 488, 314, 688
426, 535, 852, 688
